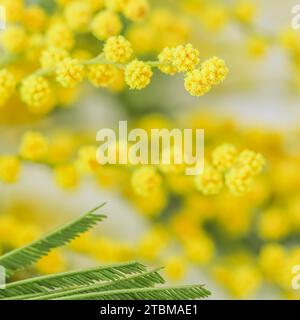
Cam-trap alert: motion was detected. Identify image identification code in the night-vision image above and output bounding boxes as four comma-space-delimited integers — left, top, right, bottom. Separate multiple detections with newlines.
100, 304, 198, 318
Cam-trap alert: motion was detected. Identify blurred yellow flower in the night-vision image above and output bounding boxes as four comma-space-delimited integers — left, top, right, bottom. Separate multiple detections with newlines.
0, 156, 21, 184
19, 131, 48, 161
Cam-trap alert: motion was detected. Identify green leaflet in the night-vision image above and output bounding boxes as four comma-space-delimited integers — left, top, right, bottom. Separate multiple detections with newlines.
27, 268, 165, 300
0, 203, 106, 278
55, 285, 211, 300
0, 262, 146, 299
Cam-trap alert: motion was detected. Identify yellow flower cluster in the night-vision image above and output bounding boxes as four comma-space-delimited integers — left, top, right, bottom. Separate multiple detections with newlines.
91, 10, 122, 40
1, 110, 300, 299
212, 144, 237, 172
0, 26, 28, 53
19, 131, 48, 161
40, 47, 69, 69
225, 150, 265, 195
0, 124, 265, 203
125, 59, 153, 89
181, 0, 300, 84
0, 156, 20, 184
46, 23, 75, 50
158, 45, 228, 96
20, 76, 54, 114
56, 58, 85, 88
55, 164, 79, 190
185, 57, 229, 96
123, 0, 149, 22
0, 0, 228, 117
0, 69, 16, 107
64, 1, 92, 32
172, 44, 200, 72
104, 36, 133, 63
195, 164, 223, 196
194, 144, 265, 196
131, 166, 162, 196
87, 64, 116, 88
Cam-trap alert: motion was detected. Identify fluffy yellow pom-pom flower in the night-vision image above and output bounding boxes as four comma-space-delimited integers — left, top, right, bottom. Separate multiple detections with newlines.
40, 47, 69, 69
87, 64, 116, 87
46, 23, 75, 50
259, 244, 286, 279
212, 144, 237, 172
200, 56, 229, 86
125, 59, 153, 89
172, 44, 200, 72
56, 58, 85, 88
0, 26, 28, 53
91, 10, 122, 40
20, 75, 54, 114
23, 5, 48, 33
184, 70, 211, 97
76, 145, 99, 173
236, 150, 265, 175
54, 164, 79, 189
194, 164, 223, 195
104, 36, 133, 63
131, 166, 162, 196
247, 37, 267, 58
104, 0, 126, 11
164, 256, 187, 281
87, 0, 105, 11
19, 131, 48, 161
64, 1, 92, 32
0, 69, 17, 108
158, 47, 178, 75
225, 166, 253, 195
0, 0, 24, 22
258, 208, 290, 241
123, 0, 149, 22
184, 234, 215, 264
234, 1, 257, 24
0, 156, 21, 184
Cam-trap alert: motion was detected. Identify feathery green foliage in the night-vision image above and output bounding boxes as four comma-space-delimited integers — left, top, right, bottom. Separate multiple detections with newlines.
28, 269, 165, 300
56, 285, 211, 300
0, 203, 106, 278
0, 204, 211, 300
0, 262, 146, 299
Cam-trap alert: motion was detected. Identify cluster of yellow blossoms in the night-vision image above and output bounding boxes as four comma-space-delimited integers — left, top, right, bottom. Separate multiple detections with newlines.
0, 128, 265, 200
0, 109, 300, 298
196, 145, 265, 196
181, 0, 300, 87
0, 0, 228, 116
158, 46, 228, 96
1, 111, 300, 299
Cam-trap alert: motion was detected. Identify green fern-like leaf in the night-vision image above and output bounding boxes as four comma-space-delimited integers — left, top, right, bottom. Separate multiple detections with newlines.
54, 285, 211, 300
28, 268, 165, 300
0, 262, 146, 299
0, 203, 211, 300
0, 203, 106, 278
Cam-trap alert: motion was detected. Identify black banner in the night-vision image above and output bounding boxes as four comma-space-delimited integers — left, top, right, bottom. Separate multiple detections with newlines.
0, 300, 295, 319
